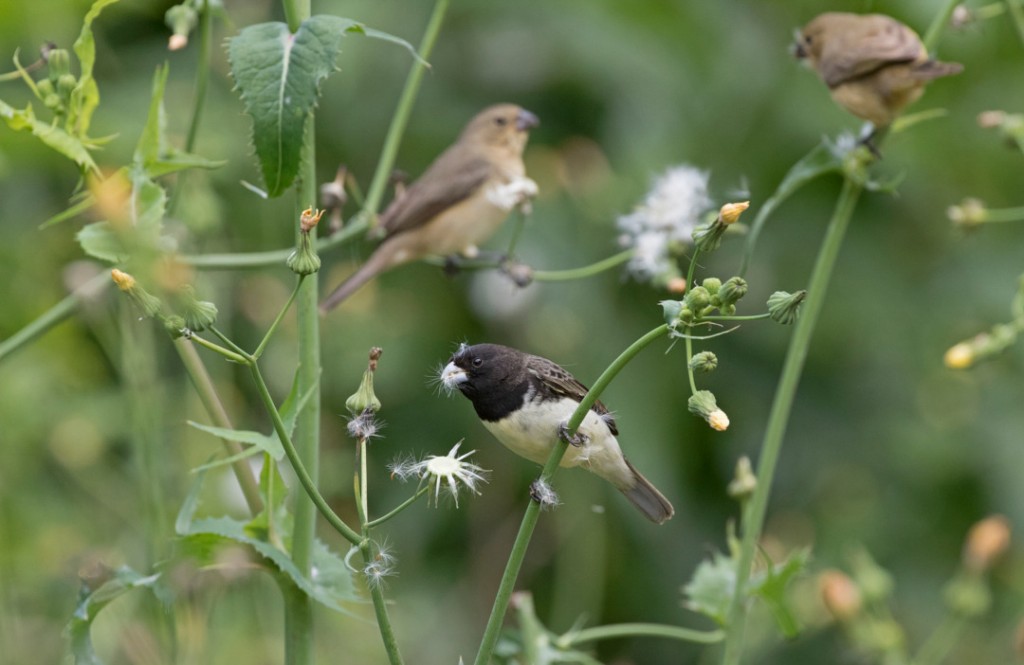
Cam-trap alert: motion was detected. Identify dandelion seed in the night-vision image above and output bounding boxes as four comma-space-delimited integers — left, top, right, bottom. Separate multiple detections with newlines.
393, 442, 489, 507
529, 479, 560, 510
347, 411, 383, 440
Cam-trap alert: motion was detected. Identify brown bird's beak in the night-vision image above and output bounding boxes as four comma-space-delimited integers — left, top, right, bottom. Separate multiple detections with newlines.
516, 109, 539, 131
791, 29, 808, 59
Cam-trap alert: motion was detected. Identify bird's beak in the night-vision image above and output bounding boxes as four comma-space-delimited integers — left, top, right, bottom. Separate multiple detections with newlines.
791, 29, 807, 59
440, 361, 468, 393
516, 109, 539, 132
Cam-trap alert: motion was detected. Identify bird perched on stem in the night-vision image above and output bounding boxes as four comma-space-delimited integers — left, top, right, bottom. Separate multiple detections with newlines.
793, 12, 962, 129
440, 343, 674, 524
320, 104, 539, 313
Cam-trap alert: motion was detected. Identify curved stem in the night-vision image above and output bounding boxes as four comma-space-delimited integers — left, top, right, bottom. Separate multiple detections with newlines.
252, 276, 304, 360
721, 178, 862, 665
702, 313, 771, 322
188, 333, 250, 363
173, 339, 263, 515
366, 485, 430, 528
563, 623, 725, 647
912, 613, 967, 665
531, 249, 635, 282
0, 272, 109, 363
473, 323, 671, 665
248, 362, 361, 546
363, 0, 449, 224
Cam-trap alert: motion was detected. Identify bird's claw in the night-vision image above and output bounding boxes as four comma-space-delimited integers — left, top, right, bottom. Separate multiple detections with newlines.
558, 422, 587, 447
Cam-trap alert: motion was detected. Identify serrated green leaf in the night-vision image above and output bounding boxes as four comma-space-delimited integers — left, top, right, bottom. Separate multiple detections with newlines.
70, 0, 120, 137
228, 16, 420, 197
0, 100, 97, 171
682, 552, 736, 625
75, 174, 172, 262
66, 566, 162, 665
76, 221, 127, 263
182, 517, 358, 613
750, 548, 809, 639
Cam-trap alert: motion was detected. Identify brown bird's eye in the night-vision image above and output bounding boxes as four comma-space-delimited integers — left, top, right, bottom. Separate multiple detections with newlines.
494, 116, 508, 126
472, 357, 483, 367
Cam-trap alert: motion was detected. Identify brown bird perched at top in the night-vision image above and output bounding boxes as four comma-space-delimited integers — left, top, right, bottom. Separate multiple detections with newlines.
793, 12, 963, 129
319, 104, 539, 313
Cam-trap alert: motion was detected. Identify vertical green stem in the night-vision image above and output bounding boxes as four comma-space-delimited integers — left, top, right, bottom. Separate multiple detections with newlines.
173, 339, 264, 515
280, 1, 316, 664
363, 0, 449, 222
474, 324, 670, 665
1005, 0, 1024, 45
721, 178, 861, 665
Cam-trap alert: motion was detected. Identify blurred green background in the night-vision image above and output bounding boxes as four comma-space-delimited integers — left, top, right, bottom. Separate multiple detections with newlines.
1, 0, 1023, 663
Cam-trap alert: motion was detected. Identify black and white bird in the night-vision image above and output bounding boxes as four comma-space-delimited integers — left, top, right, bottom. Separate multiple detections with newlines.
440, 343, 674, 524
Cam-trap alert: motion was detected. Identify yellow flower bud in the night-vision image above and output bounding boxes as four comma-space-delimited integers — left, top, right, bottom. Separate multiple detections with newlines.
819, 570, 862, 622
943, 342, 974, 369
719, 201, 750, 225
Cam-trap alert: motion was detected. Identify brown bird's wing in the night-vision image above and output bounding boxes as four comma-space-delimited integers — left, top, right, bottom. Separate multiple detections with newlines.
820, 17, 923, 88
525, 355, 619, 436
380, 150, 494, 238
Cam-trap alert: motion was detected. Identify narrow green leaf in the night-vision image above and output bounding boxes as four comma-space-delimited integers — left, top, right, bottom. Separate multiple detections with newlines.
750, 548, 809, 639
0, 100, 97, 171
66, 566, 162, 665
228, 16, 421, 197
187, 420, 284, 459
70, 0, 121, 136
39, 191, 96, 229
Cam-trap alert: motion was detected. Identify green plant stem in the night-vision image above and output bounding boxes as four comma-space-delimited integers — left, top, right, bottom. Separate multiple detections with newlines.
366, 486, 430, 528
173, 339, 263, 515
923, 0, 962, 51
248, 362, 361, 546
209, 325, 249, 358
474, 323, 670, 665
685, 248, 702, 292
702, 313, 771, 322
168, 0, 213, 216
563, 624, 725, 647
721, 178, 862, 665
253, 276, 304, 360
981, 206, 1024, 223
684, 334, 698, 394
912, 613, 967, 665
363, 0, 449, 224
355, 438, 405, 665
1006, 0, 1024, 44
531, 249, 635, 282
188, 333, 249, 363
0, 272, 109, 363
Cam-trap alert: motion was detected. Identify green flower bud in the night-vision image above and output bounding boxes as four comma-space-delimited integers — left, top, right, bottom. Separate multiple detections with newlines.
689, 351, 718, 373
679, 307, 694, 323
727, 456, 757, 501
346, 348, 383, 414
719, 303, 736, 316
165, 4, 198, 50
36, 79, 55, 97
947, 198, 987, 229
660, 300, 683, 326
701, 277, 721, 295
767, 290, 806, 325
692, 219, 727, 253
850, 549, 894, 604
56, 73, 77, 101
687, 390, 729, 431
943, 573, 991, 617
163, 315, 187, 339
287, 232, 321, 276
684, 286, 711, 312
46, 48, 71, 82
172, 285, 218, 331
718, 276, 748, 306
111, 269, 162, 318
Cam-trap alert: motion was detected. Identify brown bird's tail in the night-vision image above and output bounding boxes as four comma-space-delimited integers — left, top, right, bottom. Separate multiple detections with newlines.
319, 244, 396, 314
620, 459, 674, 524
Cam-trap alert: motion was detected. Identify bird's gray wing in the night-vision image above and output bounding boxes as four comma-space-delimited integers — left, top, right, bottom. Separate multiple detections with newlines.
526, 355, 619, 436
380, 151, 494, 238
821, 18, 922, 87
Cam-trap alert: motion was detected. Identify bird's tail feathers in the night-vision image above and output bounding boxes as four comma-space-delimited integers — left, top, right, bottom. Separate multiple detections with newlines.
319, 246, 395, 314
620, 459, 674, 524
913, 59, 963, 81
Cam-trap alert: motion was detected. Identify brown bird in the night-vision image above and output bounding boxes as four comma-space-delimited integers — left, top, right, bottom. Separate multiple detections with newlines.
320, 104, 539, 313
793, 12, 962, 128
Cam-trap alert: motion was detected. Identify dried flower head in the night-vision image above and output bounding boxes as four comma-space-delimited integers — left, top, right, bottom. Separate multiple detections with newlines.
389, 442, 489, 508
529, 479, 561, 511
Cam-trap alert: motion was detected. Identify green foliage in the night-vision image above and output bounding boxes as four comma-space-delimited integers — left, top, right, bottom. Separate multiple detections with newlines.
66, 566, 164, 665
227, 16, 419, 197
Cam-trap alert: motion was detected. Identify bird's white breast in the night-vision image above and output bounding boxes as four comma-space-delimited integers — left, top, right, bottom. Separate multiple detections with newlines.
481, 396, 633, 489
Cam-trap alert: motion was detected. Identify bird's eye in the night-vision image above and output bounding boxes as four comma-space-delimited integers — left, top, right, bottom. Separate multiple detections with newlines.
494, 117, 508, 126
472, 357, 484, 368
804, 35, 813, 44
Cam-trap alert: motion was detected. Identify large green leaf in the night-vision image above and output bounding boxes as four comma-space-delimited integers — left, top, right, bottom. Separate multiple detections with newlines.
75, 174, 172, 263
228, 16, 420, 197
66, 566, 162, 665
0, 100, 97, 171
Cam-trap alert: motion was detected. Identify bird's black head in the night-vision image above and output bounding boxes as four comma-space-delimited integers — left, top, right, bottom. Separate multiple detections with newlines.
440, 343, 531, 421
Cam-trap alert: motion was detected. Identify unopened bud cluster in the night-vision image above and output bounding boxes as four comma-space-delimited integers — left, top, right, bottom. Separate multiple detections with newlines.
37, 48, 77, 117
661, 275, 749, 328
111, 269, 218, 337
